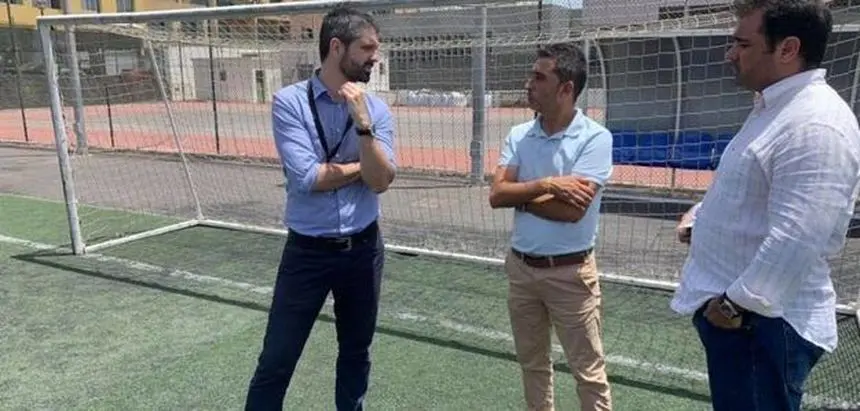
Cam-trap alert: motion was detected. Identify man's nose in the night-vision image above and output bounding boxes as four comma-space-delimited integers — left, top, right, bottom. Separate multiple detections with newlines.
725, 46, 737, 62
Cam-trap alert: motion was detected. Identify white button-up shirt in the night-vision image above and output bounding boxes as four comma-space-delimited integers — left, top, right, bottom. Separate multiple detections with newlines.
670, 69, 860, 353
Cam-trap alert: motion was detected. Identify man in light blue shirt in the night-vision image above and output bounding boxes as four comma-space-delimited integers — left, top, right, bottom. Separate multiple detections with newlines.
245, 7, 395, 411
489, 43, 613, 411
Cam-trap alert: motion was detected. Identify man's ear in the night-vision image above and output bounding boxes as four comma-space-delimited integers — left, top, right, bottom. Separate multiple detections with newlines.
777, 36, 801, 64
329, 37, 343, 58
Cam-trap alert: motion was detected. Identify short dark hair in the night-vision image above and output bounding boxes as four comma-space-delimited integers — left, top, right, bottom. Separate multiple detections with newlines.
733, 0, 832, 68
536, 42, 588, 101
318, 6, 379, 61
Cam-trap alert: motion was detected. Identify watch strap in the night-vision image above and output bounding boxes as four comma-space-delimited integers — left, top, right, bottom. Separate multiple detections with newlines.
357, 126, 373, 137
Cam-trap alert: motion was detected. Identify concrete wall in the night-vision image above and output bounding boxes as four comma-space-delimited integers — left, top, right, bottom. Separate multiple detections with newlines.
192, 55, 281, 102
372, 2, 581, 91
190, 48, 390, 102
581, 0, 732, 27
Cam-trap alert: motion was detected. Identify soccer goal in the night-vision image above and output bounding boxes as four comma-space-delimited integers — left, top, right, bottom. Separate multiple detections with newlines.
31, 0, 860, 407
36, 0, 860, 307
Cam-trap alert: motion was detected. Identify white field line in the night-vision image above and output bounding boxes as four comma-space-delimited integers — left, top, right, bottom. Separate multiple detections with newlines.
1, 234, 857, 410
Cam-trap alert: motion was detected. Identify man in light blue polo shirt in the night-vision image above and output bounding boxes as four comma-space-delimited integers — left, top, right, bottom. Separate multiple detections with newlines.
244, 7, 395, 411
489, 42, 613, 411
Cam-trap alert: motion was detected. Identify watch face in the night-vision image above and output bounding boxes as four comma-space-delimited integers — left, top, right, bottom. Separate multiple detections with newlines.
719, 300, 738, 318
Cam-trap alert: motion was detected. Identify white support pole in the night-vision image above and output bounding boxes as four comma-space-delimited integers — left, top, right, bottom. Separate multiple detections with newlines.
469, 6, 487, 184
145, 39, 205, 221
670, 36, 683, 191
39, 22, 85, 255
61, 0, 88, 155
592, 37, 608, 125
581, 38, 591, 114
851, 42, 860, 113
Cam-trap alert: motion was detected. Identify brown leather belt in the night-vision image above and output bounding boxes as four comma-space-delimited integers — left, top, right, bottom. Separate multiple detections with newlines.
511, 247, 593, 269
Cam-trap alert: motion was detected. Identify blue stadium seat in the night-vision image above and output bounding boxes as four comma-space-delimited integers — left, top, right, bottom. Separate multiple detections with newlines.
669, 131, 715, 170
632, 131, 673, 167
611, 130, 638, 164
611, 129, 737, 171
711, 133, 735, 169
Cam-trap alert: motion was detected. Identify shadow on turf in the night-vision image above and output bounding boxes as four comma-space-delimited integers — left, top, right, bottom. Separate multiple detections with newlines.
14, 249, 712, 405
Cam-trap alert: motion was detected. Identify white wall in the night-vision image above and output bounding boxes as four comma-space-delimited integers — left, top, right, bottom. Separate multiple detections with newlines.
164, 45, 263, 101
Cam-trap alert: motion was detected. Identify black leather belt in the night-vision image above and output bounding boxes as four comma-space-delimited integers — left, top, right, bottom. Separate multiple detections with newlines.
287, 221, 378, 251
511, 247, 593, 269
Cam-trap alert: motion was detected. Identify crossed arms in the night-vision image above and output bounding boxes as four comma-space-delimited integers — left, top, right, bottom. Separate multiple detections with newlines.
489, 129, 614, 223
489, 169, 599, 222
274, 93, 396, 194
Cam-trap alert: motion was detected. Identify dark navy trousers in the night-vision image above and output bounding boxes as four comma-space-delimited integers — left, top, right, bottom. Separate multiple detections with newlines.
245, 222, 384, 411
693, 303, 825, 411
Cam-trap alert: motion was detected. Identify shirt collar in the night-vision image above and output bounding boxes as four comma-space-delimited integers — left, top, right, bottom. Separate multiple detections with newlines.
758, 68, 827, 110
529, 108, 586, 140
309, 68, 329, 100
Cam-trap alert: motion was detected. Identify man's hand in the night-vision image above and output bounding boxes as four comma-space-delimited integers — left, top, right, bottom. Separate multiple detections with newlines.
338, 83, 372, 130
703, 298, 742, 330
542, 176, 596, 210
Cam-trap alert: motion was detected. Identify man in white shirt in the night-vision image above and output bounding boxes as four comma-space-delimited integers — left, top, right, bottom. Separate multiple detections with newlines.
671, 1, 860, 410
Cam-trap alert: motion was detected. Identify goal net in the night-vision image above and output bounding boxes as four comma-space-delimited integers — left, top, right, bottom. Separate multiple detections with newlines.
29, 0, 860, 408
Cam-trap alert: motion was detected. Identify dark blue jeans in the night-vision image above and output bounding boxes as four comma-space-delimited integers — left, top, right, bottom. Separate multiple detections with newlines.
244, 225, 384, 411
693, 303, 825, 411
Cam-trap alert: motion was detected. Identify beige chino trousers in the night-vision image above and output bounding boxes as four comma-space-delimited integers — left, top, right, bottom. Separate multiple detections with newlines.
505, 250, 612, 411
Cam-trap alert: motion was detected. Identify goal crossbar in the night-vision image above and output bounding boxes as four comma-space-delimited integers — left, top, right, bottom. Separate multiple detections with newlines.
34, 0, 503, 27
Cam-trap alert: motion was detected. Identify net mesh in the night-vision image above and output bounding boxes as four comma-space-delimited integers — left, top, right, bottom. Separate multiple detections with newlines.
2, 0, 859, 409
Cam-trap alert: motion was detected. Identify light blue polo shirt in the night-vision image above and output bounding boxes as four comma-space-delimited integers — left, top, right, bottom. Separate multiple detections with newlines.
498, 109, 614, 255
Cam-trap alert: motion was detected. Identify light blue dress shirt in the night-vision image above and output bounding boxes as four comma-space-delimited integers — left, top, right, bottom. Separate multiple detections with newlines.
499, 109, 614, 255
273, 74, 396, 237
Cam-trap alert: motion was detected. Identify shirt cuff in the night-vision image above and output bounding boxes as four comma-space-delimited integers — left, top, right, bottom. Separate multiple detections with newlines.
725, 279, 777, 317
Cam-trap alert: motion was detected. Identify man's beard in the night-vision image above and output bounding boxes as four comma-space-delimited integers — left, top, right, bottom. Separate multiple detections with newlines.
340, 56, 373, 83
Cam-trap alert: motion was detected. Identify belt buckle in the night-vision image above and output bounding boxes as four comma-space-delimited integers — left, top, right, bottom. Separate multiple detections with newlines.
335, 236, 352, 251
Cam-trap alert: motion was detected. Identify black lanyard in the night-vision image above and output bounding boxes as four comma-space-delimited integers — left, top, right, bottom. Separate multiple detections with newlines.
307, 80, 353, 162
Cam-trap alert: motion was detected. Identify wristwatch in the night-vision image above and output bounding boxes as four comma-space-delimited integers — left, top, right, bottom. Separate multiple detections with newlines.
717, 293, 745, 319
357, 125, 374, 137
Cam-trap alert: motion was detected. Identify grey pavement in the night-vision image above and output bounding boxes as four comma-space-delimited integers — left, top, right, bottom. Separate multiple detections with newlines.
1, 144, 858, 307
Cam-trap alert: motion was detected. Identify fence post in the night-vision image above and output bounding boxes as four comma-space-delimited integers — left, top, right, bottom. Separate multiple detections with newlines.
208, 28, 221, 155
105, 85, 115, 147
469, 5, 488, 184
5, 1, 30, 142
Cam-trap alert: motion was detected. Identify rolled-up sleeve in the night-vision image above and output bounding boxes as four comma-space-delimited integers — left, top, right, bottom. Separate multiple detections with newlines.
726, 123, 860, 316
572, 129, 614, 187
498, 130, 519, 168
273, 92, 319, 193
373, 102, 397, 169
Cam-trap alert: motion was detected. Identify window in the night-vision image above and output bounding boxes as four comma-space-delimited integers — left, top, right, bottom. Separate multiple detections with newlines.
116, 0, 134, 12
278, 21, 292, 40
83, 0, 99, 12
658, 4, 731, 20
